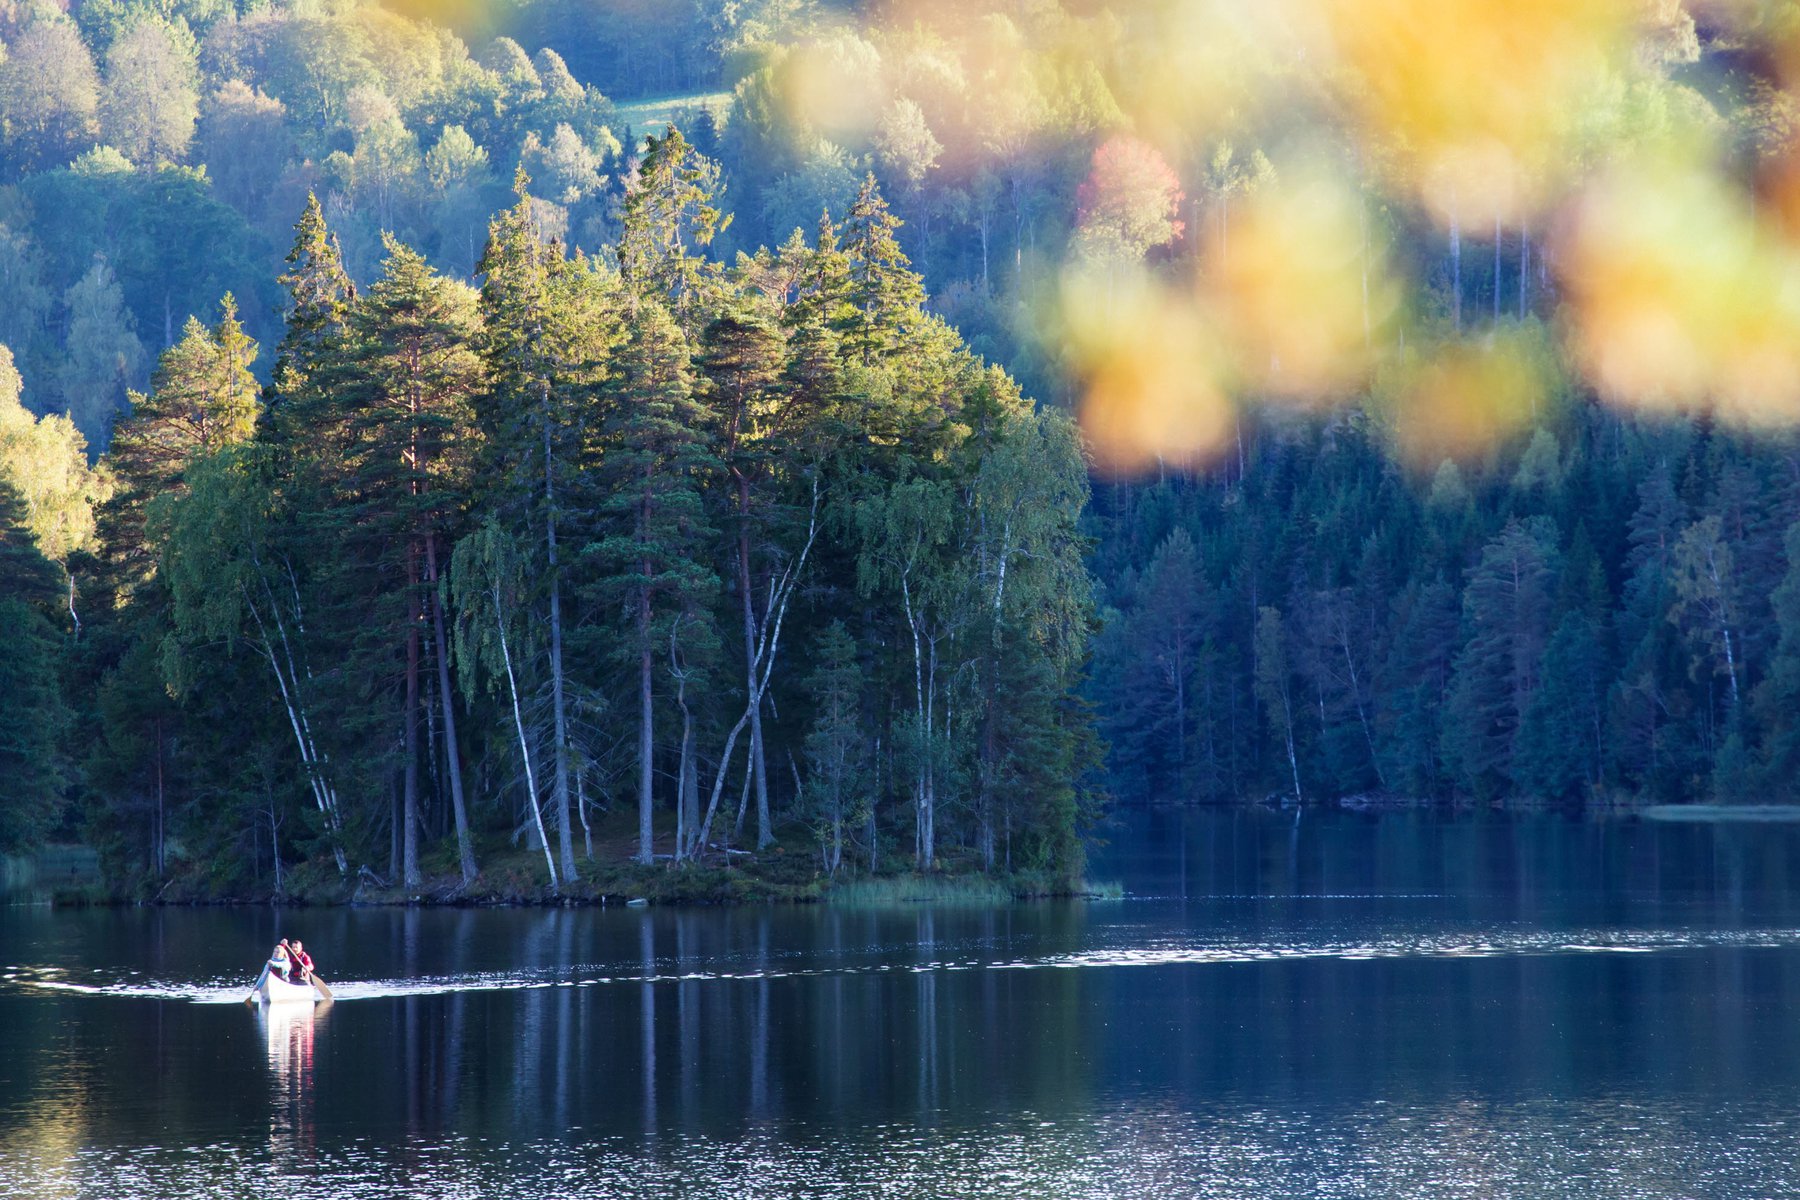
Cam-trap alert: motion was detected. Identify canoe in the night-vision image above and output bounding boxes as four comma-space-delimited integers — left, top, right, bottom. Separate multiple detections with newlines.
256, 972, 322, 1004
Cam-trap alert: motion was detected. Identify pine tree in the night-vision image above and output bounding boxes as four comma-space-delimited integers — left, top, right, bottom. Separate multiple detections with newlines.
1381, 579, 1461, 796
590, 299, 719, 863
101, 293, 260, 604
698, 300, 791, 848
618, 126, 730, 327
1110, 527, 1208, 801
1516, 612, 1610, 799
476, 178, 623, 882
325, 236, 485, 889
271, 192, 354, 421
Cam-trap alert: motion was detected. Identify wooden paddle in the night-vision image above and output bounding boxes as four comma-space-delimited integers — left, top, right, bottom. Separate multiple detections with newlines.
303, 968, 332, 1000
244, 962, 270, 1006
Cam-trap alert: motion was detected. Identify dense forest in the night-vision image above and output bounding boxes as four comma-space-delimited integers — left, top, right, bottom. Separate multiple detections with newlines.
4, 0, 1800, 894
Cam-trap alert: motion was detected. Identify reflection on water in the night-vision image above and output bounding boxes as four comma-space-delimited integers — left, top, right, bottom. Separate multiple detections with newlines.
6, 809, 1800, 1198
258, 1000, 325, 1162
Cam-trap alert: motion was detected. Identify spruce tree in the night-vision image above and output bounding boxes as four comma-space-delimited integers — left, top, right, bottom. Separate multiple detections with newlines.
0, 480, 69, 851
271, 192, 355, 423
838, 174, 925, 363
1441, 519, 1559, 799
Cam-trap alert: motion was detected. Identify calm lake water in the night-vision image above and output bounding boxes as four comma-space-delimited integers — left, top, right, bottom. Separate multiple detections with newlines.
7, 807, 1800, 1198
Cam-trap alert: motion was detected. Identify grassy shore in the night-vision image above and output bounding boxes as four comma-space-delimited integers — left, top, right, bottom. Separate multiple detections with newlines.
1640, 804, 1800, 822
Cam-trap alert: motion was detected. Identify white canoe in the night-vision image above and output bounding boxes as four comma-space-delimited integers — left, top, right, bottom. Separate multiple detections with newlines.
256, 972, 322, 1004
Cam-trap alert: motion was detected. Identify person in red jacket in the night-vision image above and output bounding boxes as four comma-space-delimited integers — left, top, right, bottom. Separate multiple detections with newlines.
287, 939, 315, 982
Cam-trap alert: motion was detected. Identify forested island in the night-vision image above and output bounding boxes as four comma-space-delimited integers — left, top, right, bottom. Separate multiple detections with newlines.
0, 0, 1797, 902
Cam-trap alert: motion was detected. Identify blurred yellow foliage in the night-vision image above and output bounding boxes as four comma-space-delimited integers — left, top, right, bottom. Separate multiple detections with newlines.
1562, 153, 1800, 423
1320, 0, 1633, 227
1383, 329, 1558, 466
1198, 167, 1396, 402
1060, 263, 1232, 474
820, 0, 1800, 460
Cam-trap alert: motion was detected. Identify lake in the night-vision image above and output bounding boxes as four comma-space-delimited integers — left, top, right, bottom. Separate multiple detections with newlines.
7, 806, 1800, 1198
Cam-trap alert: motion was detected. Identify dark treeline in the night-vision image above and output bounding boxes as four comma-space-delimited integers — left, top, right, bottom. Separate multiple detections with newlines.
0, 133, 1095, 893
1089, 403, 1800, 809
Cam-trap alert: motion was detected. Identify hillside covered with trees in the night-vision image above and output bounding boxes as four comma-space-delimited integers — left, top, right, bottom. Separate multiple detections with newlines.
5, 0, 1800, 895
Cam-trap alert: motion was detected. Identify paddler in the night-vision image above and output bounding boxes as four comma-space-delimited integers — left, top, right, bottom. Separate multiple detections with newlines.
287, 939, 315, 983
267, 941, 292, 983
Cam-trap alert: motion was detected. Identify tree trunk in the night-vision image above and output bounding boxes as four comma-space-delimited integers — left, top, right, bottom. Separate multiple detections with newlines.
979, 637, 1000, 870
243, 575, 346, 875
1519, 224, 1530, 319
496, 586, 557, 891
577, 770, 593, 861
1493, 215, 1502, 322
903, 575, 932, 870
545, 415, 578, 881
736, 475, 774, 850
403, 582, 421, 890
638, 579, 655, 865
1338, 628, 1387, 789
153, 720, 165, 878
680, 714, 698, 859
1284, 712, 1303, 804
868, 733, 882, 872
979, 217, 990, 294
426, 534, 477, 885
1450, 207, 1462, 333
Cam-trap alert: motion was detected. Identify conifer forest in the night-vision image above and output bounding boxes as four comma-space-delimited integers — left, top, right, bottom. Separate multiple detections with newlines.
2, 0, 1800, 899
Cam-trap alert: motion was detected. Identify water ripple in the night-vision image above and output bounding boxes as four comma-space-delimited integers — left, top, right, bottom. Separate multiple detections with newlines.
2, 1098, 1794, 1200
3, 925, 1790, 1004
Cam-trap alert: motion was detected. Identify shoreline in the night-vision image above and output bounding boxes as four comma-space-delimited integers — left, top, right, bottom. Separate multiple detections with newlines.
36, 849, 1120, 910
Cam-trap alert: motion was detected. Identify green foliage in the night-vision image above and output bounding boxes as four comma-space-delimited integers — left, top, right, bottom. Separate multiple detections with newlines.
619, 126, 730, 324
0, 595, 71, 851
0, 344, 110, 564
801, 619, 864, 874
0, 477, 69, 850
98, 17, 199, 167
55, 257, 146, 449
0, 20, 100, 171
1441, 519, 1559, 799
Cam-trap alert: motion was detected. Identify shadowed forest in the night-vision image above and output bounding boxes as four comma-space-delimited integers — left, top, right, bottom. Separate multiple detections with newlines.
2, 0, 1800, 897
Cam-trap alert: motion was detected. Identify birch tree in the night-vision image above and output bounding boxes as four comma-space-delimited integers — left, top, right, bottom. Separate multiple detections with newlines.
451, 519, 556, 891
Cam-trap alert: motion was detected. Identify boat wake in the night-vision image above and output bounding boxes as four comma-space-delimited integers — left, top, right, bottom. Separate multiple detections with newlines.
6, 925, 1798, 1003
